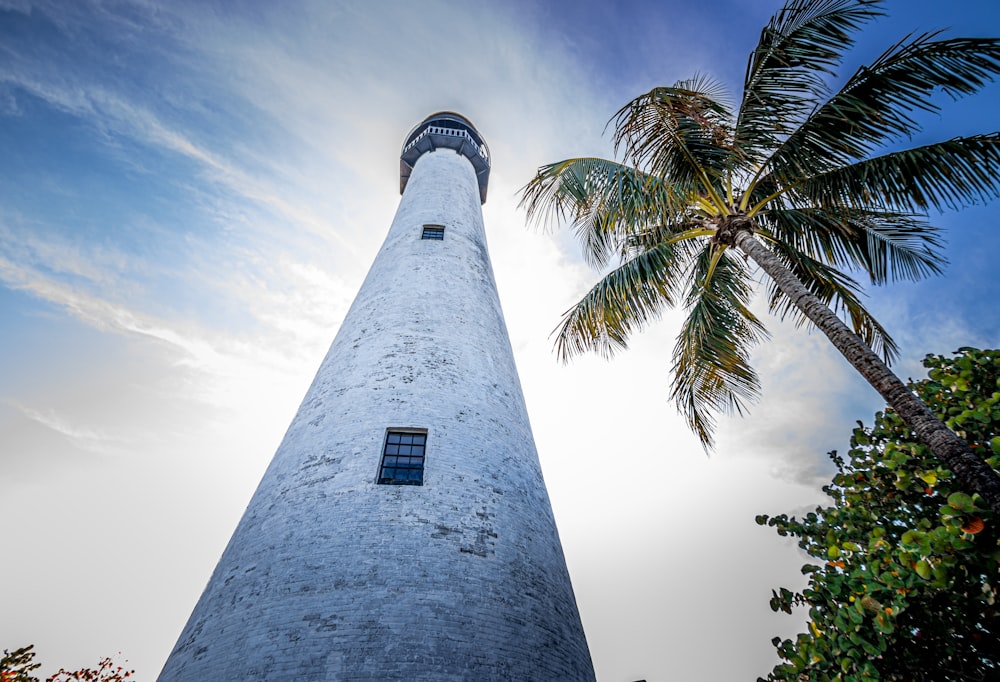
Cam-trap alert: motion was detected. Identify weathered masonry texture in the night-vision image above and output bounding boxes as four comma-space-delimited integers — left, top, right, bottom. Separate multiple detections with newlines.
158, 113, 595, 681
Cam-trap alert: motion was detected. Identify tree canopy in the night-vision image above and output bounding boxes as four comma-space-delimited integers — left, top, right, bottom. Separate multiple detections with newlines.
1, 647, 41, 682
521, 0, 1000, 512
0, 647, 133, 682
758, 347, 1000, 681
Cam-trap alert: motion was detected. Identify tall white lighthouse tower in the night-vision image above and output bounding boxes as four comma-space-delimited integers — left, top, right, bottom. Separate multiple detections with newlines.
158, 112, 595, 680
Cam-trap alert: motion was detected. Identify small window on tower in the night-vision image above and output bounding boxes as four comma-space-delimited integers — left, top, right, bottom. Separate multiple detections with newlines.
377, 429, 427, 486
421, 224, 445, 240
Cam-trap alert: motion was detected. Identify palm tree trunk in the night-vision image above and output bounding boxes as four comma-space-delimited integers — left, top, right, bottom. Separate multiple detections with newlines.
733, 229, 1000, 515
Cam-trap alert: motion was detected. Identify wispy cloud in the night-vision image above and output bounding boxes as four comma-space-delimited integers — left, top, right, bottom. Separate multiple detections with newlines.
0, 252, 213, 363
0, 243, 346, 384
0, 220, 134, 287
8, 400, 125, 455
0, 67, 348, 248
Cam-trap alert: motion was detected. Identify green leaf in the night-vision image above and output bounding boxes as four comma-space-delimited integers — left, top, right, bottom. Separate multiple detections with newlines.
914, 560, 931, 579
947, 492, 975, 512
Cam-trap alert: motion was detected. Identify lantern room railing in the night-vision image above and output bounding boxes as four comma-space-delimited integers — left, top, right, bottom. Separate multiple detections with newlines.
400, 112, 491, 204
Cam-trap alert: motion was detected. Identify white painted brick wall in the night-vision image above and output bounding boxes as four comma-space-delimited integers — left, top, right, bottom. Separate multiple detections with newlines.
158, 146, 595, 681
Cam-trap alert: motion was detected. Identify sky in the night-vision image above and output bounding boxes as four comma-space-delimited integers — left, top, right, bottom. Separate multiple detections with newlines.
1, 0, 999, 680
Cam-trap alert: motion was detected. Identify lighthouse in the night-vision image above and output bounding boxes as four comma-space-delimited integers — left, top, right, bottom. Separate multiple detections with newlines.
158, 112, 595, 680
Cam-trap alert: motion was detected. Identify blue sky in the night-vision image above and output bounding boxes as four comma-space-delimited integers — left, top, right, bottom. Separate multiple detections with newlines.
2, 1, 999, 680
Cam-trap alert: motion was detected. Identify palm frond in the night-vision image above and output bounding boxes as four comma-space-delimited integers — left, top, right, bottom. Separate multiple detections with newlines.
797, 134, 1000, 212
671, 246, 768, 449
611, 79, 735, 203
762, 34, 1000, 180
760, 239, 899, 361
552, 240, 695, 362
520, 157, 689, 267
736, 0, 885, 155
860, 217, 945, 284
758, 206, 944, 284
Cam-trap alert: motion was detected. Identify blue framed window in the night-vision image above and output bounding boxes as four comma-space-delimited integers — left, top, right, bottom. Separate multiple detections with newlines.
421, 224, 445, 240
377, 430, 427, 485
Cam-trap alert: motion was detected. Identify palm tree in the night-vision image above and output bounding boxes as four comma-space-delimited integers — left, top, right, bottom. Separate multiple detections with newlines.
520, 0, 1000, 512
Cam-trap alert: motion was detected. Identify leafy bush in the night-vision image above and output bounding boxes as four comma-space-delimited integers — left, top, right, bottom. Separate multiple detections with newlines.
758, 348, 1000, 681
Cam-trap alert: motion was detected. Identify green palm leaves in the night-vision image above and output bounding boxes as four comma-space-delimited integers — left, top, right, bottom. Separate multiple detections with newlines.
738, 0, 884, 158
521, 0, 1000, 449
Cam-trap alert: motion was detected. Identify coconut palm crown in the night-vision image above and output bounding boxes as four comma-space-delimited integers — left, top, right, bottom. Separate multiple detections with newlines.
521, 0, 1000, 510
